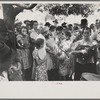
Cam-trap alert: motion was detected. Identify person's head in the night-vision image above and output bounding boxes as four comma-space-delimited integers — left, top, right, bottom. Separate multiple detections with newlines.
0, 19, 9, 42
73, 26, 79, 31
20, 26, 28, 36
45, 22, 51, 27
31, 20, 38, 30
41, 29, 49, 40
30, 20, 34, 29
56, 26, 63, 35
95, 19, 100, 24
90, 24, 95, 30
62, 22, 67, 27
68, 24, 73, 31
44, 22, 51, 31
81, 19, 88, 28
49, 25, 56, 32
53, 19, 58, 26
82, 27, 91, 39
65, 31, 71, 40
35, 38, 44, 49
24, 20, 30, 26
15, 20, 22, 29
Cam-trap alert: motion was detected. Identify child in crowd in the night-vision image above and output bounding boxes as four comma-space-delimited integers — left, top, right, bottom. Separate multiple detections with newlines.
32, 38, 48, 81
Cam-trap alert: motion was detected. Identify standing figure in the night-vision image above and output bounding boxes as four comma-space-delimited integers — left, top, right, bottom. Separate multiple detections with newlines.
17, 26, 32, 81
32, 38, 48, 81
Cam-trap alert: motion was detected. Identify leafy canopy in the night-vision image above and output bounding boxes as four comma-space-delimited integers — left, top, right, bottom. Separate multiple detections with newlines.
36, 4, 97, 17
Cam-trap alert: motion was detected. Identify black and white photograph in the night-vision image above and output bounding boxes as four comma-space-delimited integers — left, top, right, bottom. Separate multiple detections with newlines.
1, 2, 100, 81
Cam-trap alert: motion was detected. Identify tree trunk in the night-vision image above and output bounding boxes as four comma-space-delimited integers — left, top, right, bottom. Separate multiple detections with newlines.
2, 4, 16, 49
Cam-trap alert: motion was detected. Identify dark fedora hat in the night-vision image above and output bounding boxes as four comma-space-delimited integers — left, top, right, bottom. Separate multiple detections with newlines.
24, 20, 30, 24
0, 41, 16, 62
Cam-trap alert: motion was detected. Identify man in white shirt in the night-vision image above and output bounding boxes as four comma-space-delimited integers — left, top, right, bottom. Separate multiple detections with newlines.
30, 21, 40, 40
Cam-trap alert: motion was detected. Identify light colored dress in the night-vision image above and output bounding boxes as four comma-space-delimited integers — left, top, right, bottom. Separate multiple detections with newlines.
32, 49, 48, 81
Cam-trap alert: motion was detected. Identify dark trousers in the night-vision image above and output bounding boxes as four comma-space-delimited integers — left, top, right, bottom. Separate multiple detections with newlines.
47, 68, 59, 81
47, 68, 72, 81
23, 67, 32, 81
74, 62, 96, 80
59, 75, 72, 81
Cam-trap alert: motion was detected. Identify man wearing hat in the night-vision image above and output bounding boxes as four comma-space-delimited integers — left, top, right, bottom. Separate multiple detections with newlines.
24, 20, 31, 30
24, 20, 30, 25
15, 20, 22, 35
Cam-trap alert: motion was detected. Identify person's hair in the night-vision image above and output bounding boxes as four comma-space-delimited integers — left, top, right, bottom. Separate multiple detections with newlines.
20, 26, 28, 35
56, 26, 63, 31
82, 27, 91, 35
45, 22, 51, 27
49, 25, 56, 32
74, 26, 79, 30
35, 38, 44, 49
62, 22, 67, 27
68, 24, 73, 27
65, 31, 71, 38
33, 20, 38, 24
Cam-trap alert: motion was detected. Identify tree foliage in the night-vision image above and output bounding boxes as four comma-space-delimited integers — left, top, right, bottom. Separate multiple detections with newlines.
36, 3, 96, 17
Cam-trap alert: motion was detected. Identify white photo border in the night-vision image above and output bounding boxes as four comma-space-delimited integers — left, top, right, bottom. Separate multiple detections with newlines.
0, 1, 100, 99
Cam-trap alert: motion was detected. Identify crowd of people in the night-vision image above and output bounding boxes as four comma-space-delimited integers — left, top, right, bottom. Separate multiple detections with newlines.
0, 18, 100, 81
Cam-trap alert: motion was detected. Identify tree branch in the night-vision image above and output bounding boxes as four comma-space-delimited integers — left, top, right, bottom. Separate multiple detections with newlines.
15, 4, 37, 9
13, 4, 37, 16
